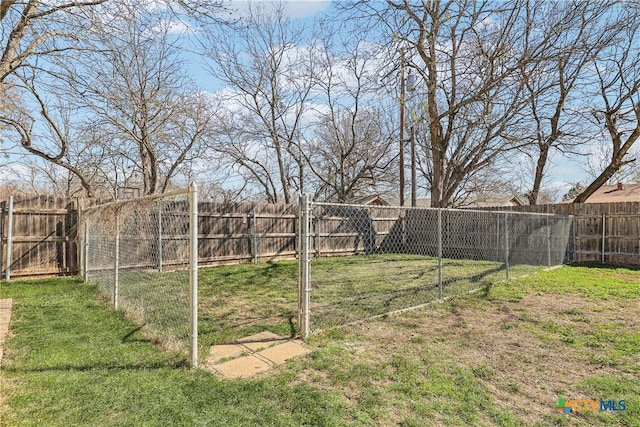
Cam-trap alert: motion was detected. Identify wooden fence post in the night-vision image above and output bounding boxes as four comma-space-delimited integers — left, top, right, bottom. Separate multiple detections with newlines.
602, 213, 606, 263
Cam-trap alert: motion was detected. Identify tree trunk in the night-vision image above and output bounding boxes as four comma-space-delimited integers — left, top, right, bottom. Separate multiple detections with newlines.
528, 143, 549, 205
573, 159, 623, 203
574, 107, 640, 203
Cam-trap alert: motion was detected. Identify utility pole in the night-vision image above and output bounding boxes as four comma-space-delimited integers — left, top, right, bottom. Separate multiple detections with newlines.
405, 67, 417, 207
411, 124, 417, 207
399, 48, 406, 207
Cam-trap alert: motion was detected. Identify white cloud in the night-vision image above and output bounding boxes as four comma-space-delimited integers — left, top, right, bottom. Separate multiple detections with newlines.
224, 0, 331, 19
153, 19, 195, 35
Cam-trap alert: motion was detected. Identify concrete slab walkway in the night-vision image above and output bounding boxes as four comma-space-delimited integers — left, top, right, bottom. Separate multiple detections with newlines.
204, 331, 311, 379
0, 298, 13, 365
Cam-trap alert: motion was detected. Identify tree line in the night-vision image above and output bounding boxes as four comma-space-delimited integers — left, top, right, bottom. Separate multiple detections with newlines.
0, 0, 639, 207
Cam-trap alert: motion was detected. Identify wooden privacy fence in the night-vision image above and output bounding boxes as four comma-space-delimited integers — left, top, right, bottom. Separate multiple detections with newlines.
310, 204, 572, 267
197, 201, 298, 264
1, 195, 79, 279
3, 194, 640, 279
0, 195, 300, 279
485, 202, 640, 265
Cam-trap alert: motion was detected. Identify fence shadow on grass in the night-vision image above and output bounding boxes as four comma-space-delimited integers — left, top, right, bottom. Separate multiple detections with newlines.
4, 359, 190, 374
566, 262, 640, 271
310, 260, 512, 331
366, 263, 507, 310
121, 324, 152, 344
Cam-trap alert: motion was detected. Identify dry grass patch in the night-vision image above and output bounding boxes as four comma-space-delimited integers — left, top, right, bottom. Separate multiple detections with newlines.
294, 266, 640, 426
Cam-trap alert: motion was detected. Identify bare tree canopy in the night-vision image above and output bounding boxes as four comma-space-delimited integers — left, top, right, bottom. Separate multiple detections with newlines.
303, 16, 397, 202
58, 3, 215, 196
200, 3, 316, 203
370, 0, 535, 207
0, 0, 107, 86
2, 1, 640, 204
0, 0, 109, 196
516, 0, 623, 205
573, 4, 640, 203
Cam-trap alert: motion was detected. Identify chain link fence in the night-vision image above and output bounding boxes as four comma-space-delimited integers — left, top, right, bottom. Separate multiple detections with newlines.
298, 196, 573, 336
81, 186, 198, 366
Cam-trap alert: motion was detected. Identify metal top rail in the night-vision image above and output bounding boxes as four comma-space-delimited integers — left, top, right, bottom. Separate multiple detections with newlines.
81, 187, 193, 214
309, 200, 574, 219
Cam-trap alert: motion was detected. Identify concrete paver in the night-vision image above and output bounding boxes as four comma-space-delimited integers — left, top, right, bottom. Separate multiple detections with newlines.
236, 331, 286, 352
205, 343, 246, 365
205, 331, 311, 379
257, 340, 311, 365
212, 355, 272, 379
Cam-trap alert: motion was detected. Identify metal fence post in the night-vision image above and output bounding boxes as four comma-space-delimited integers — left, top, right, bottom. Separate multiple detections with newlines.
189, 182, 199, 368
297, 199, 302, 328
601, 213, 606, 263
437, 208, 443, 300
158, 210, 163, 273
504, 212, 510, 281
113, 209, 120, 310
5, 196, 13, 281
83, 220, 89, 283
299, 194, 311, 339
496, 214, 500, 262
314, 219, 320, 258
252, 211, 258, 264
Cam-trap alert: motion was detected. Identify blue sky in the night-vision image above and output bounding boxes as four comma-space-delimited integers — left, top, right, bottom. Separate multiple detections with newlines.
184, 0, 333, 92
185, 0, 594, 199
1, 0, 602, 199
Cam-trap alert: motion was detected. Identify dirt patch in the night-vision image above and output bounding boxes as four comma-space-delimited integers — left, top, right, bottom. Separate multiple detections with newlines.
310, 292, 638, 425
610, 273, 640, 283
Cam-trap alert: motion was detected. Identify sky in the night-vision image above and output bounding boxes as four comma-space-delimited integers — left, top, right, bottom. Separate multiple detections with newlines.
190, 0, 594, 200
226, 0, 331, 18
0, 0, 602, 200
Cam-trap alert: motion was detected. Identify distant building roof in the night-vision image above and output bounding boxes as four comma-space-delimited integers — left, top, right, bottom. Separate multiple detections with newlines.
466, 195, 525, 208
383, 197, 432, 207
565, 183, 640, 203
346, 195, 390, 206
382, 196, 524, 208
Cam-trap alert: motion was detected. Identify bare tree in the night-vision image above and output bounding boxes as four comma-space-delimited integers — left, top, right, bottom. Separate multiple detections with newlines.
376, 0, 536, 207
0, 1, 109, 196
57, 3, 214, 195
516, 1, 622, 205
0, 1, 219, 197
0, 0, 107, 88
584, 144, 640, 186
305, 26, 396, 202
308, 108, 396, 201
574, 7, 640, 203
0, 76, 97, 195
199, 3, 315, 204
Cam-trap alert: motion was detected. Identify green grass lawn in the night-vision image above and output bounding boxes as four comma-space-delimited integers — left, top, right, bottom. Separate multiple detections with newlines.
105, 254, 547, 352
1, 263, 639, 426
308, 254, 541, 331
